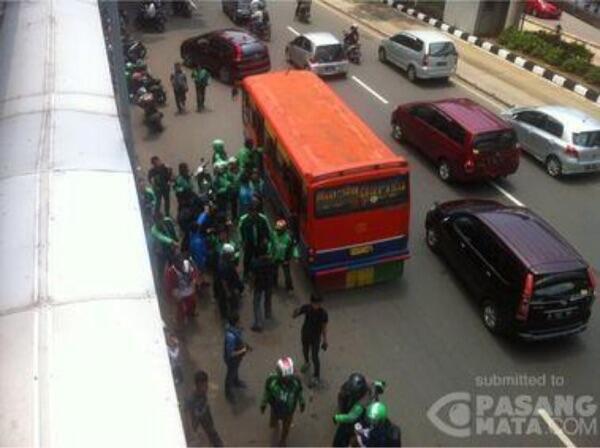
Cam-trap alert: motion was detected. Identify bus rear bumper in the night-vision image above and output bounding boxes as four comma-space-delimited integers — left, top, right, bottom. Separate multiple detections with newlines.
312, 255, 408, 291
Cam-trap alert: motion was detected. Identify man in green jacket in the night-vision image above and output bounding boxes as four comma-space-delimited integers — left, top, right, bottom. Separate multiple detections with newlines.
213, 161, 231, 216
238, 201, 272, 281
237, 138, 263, 174
260, 357, 305, 446
191, 65, 210, 111
212, 139, 228, 165
271, 219, 297, 291
151, 211, 179, 285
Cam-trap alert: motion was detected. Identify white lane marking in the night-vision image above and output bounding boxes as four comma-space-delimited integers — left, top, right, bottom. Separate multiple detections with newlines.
489, 181, 525, 207
351, 76, 389, 104
287, 26, 300, 36
538, 409, 577, 448
188, 0, 198, 10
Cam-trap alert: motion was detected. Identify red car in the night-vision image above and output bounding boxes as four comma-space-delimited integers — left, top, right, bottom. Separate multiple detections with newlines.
391, 98, 520, 182
180, 29, 270, 84
525, 0, 562, 19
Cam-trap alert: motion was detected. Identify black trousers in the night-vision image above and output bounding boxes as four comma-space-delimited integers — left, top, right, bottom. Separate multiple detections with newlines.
154, 188, 170, 216
195, 84, 206, 110
301, 333, 321, 378
174, 89, 186, 112
274, 261, 293, 290
196, 406, 223, 447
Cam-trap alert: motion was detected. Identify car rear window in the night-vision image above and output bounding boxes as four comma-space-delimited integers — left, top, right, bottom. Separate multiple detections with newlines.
314, 44, 345, 63
241, 42, 265, 57
572, 131, 600, 148
472, 130, 517, 151
534, 271, 591, 300
428, 42, 456, 57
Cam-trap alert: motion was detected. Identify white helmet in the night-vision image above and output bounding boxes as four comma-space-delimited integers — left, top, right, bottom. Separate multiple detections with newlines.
276, 357, 294, 377
182, 259, 191, 274
222, 243, 235, 255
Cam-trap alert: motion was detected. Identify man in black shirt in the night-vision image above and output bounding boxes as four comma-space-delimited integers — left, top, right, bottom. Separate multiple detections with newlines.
292, 293, 328, 387
147, 156, 172, 216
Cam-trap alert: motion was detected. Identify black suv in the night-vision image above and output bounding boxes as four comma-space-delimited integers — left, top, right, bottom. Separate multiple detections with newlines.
425, 199, 595, 340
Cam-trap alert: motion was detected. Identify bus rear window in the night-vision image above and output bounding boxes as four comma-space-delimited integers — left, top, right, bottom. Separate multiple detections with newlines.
315, 175, 408, 218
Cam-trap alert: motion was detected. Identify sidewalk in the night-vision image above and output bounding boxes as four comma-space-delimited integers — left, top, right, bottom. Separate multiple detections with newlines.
318, 0, 600, 115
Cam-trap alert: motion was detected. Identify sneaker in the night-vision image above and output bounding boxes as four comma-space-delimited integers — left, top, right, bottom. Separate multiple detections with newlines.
300, 363, 310, 374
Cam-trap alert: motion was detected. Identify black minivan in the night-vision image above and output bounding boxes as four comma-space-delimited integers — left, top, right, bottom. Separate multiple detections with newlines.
425, 199, 596, 340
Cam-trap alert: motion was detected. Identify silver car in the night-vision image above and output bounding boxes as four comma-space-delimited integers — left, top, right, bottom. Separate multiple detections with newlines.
502, 106, 600, 177
285, 32, 349, 77
378, 30, 457, 82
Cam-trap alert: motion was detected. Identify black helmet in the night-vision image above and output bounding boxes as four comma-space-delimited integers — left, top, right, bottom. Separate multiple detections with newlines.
348, 372, 368, 396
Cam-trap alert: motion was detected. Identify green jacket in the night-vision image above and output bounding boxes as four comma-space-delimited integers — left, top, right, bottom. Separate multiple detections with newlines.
191, 67, 210, 87
261, 374, 305, 415
238, 213, 271, 248
227, 170, 241, 197
212, 145, 228, 165
238, 146, 263, 173
151, 217, 178, 248
142, 186, 157, 210
173, 174, 194, 195
213, 173, 231, 198
334, 402, 365, 425
271, 230, 297, 263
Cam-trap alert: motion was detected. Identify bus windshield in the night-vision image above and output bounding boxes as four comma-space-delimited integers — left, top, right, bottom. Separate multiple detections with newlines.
315, 175, 409, 218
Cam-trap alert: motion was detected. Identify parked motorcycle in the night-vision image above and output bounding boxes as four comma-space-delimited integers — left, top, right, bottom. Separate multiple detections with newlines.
249, 19, 271, 41
137, 92, 164, 133
295, 3, 311, 23
123, 39, 147, 63
172, 0, 192, 17
129, 71, 167, 106
135, 2, 167, 32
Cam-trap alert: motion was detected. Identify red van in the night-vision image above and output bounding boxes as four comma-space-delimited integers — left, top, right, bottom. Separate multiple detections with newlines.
391, 98, 520, 182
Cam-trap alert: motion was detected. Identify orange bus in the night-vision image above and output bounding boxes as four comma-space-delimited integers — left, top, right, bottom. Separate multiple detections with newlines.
242, 71, 410, 290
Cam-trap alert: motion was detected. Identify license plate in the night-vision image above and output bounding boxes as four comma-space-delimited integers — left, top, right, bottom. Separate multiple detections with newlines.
346, 267, 374, 288
350, 245, 373, 256
546, 310, 574, 320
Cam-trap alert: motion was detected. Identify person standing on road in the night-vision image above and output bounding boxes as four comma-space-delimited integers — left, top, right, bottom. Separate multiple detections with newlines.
223, 313, 250, 403
260, 357, 305, 447
212, 139, 228, 165
250, 242, 275, 332
137, 177, 156, 226
292, 293, 328, 388
151, 210, 179, 282
215, 242, 243, 320
170, 62, 188, 113
191, 65, 210, 111
238, 200, 272, 281
164, 253, 199, 326
148, 156, 172, 216
186, 370, 224, 447
174, 162, 195, 203
212, 161, 231, 217
238, 172, 254, 218
226, 157, 241, 221
272, 219, 297, 292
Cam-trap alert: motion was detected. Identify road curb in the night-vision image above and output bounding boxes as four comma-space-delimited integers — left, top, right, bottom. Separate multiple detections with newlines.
384, 0, 600, 106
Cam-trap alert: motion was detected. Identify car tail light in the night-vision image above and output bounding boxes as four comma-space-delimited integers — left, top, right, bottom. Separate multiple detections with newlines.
234, 45, 242, 62
464, 158, 475, 173
516, 273, 534, 321
422, 54, 429, 67
588, 266, 597, 293
564, 145, 579, 159
308, 247, 315, 263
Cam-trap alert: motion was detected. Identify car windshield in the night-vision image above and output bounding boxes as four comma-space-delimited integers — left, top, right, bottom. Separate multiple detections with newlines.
314, 44, 345, 63
572, 130, 600, 148
428, 42, 456, 57
472, 130, 517, 151
241, 42, 265, 57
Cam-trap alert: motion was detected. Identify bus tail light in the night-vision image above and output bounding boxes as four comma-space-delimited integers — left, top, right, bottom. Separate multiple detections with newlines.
564, 145, 579, 159
516, 273, 534, 321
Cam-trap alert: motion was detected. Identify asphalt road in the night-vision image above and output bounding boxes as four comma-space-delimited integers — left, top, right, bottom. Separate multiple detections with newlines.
128, 1, 600, 446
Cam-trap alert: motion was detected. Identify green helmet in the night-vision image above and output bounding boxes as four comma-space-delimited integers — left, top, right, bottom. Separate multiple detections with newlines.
366, 402, 388, 425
